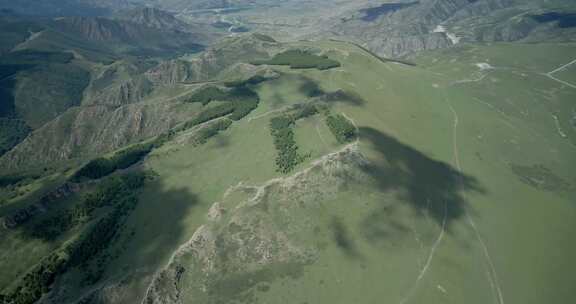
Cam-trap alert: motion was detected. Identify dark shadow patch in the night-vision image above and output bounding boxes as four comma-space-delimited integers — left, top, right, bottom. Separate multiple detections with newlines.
0, 118, 30, 157
42, 175, 200, 304
331, 217, 362, 259
298, 75, 366, 106
359, 2, 420, 22
530, 12, 576, 28
358, 127, 484, 234
362, 205, 412, 247
299, 78, 325, 97
320, 89, 366, 106
210, 131, 231, 148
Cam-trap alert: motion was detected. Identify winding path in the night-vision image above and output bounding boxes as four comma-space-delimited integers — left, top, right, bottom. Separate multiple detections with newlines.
544, 58, 576, 89
444, 93, 505, 304
398, 201, 448, 304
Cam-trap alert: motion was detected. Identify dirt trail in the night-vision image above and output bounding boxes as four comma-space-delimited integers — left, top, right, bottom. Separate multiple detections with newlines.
444, 92, 505, 304
398, 201, 447, 304
545, 58, 576, 89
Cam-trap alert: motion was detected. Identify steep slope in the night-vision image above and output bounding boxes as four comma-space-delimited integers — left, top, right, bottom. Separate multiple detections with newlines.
0, 11, 214, 159
307, 0, 512, 57
309, 0, 576, 57
115, 7, 194, 31
0, 0, 113, 17
50, 17, 205, 56
0, 33, 282, 172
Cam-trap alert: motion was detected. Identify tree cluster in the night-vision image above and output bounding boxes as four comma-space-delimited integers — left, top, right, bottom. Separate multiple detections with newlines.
30, 173, 146, 241
185, 86, 229, 105
325, 114, 357, 143
252, 50, 341, 70
0, 119, 30, 157
269, 104, 319, 173
2, 172, 147, 304
182, 86, 260, 130
71, 143, 153, 182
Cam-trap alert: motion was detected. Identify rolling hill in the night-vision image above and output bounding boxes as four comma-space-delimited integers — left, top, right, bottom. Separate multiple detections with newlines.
0, 2, 575, 304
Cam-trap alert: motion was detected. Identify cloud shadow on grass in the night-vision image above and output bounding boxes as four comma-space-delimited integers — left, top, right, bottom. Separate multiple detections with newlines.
298, 76, 366, 106
357, 127, 485, 241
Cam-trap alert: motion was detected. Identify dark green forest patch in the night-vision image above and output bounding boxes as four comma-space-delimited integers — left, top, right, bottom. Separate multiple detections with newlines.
183, 86, 260, 129
325, 114, 357, 143
3, 172, 147, 304
270, 104, 319, 173
252, 50, 341, 70
71, 143, 154, 182
0, 119, 30, 157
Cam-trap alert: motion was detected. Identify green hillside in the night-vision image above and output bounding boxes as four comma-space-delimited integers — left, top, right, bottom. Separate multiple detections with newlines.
0, 36, 574, 304
0, 2, 575, 304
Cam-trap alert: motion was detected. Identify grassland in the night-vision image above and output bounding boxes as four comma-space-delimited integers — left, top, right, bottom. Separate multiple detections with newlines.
1, 39, 575, 304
